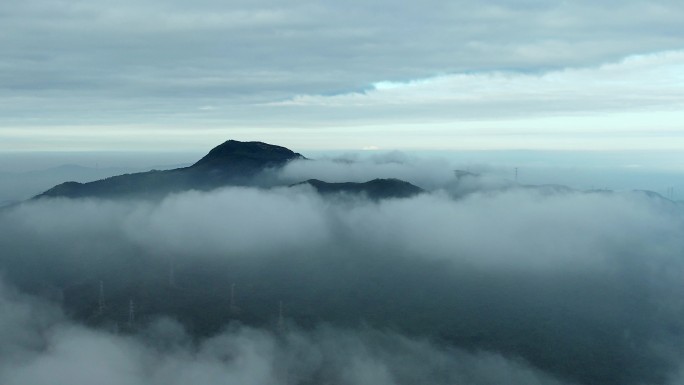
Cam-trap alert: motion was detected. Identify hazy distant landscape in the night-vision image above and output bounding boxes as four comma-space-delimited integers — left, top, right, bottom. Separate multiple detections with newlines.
3, 149, 682, 204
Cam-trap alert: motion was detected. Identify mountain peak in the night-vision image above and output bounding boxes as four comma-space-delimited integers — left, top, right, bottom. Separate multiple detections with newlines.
191, 140, 304, 169
35, 140, 305, 199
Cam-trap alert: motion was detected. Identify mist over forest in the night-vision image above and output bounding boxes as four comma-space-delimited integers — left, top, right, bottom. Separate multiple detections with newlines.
2, 142, 684, 385
4, 0, 684, 382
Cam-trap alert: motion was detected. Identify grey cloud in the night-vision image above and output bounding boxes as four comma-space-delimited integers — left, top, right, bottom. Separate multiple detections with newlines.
1, 0, 683, 125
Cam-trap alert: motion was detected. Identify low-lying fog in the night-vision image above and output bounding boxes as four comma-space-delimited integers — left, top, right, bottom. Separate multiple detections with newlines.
1, 149, 684, 385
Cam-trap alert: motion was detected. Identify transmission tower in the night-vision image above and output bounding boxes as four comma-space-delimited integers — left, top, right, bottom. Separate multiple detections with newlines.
515, 167, 519, 183
277, 300, 284, 333
229, 283, 241, 316
168, 260, 176, 288
128, 299, 135, 327
97, 280, 105, 315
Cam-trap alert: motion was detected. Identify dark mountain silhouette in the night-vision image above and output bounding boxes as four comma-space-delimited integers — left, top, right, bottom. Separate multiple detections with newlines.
34, 140, 425, 201
297, 178, 424, 200
36, 140, 305, 199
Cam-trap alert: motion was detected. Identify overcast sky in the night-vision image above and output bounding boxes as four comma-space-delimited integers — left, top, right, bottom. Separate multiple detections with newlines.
1, 0, 683, 151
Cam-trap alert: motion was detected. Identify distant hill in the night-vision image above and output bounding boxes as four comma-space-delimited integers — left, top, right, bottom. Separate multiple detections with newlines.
297, 178, 424, 200
36, 140, 305, 199
0, 164, 144, 202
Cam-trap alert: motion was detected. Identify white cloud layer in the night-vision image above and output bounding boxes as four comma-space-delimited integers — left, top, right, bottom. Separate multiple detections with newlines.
2, 180, 684, 384
282, 50, 684, 115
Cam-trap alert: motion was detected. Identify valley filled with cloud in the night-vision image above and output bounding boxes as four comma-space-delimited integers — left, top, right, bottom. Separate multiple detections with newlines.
2, 152, 684, 385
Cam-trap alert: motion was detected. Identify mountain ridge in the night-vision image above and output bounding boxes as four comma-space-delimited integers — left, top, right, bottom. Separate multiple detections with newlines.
35, 140, 423, 200
296, 178, 424, 200
36, 140, 304, 199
